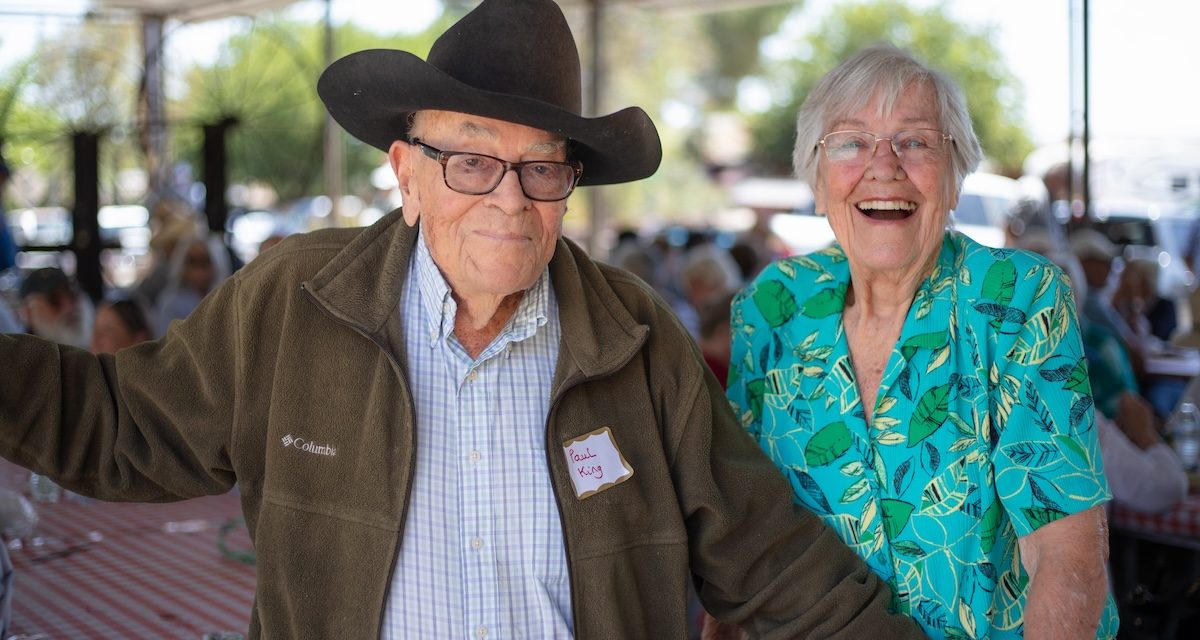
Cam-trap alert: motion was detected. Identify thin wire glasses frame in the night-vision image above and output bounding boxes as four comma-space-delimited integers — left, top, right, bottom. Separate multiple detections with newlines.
817, 129, 954, 167
408, 138, 583, 202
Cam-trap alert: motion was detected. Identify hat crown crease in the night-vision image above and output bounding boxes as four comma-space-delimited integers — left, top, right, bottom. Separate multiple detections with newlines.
427, 1, 582, 114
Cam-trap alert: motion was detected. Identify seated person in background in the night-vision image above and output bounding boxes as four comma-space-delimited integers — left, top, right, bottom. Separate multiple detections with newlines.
0, 301, 19, 334
1172, 287, 1200, 349
1031, 247, 1187, 514
679, 242, 743, 318
1111, 256, 1177, 344
607, 231, 700, 337
1069, 229, 1147, 371
0, 154, 17, 273
135, 199, 200, 307
697, 292, 734, 388
91, 298, 153, 354
155, 233, 231, 336
1069, 230, 1183, 418
15, 267, 92, 349
1099, 393, 1188, 513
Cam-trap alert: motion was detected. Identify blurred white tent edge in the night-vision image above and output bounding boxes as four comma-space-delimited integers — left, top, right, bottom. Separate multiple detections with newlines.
726, 176, 828, 257
93, 0, 300, 22
728, 177, 814, 213
1024, 137, 1200, 204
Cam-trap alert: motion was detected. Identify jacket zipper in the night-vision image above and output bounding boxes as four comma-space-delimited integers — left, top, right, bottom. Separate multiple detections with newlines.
300, 283, 417, 640
544, 343, 644, 637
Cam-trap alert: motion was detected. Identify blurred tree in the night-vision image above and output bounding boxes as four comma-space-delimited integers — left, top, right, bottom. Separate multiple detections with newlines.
564, 3, 798, 233
0, 20, 143, 207
748, 0, 1034, 178
171, 16, 454, 204
701, 4, 795, 110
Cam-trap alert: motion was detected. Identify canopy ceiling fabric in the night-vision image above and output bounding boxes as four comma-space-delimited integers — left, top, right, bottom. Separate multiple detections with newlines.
93, 0, 300, 23
91, 0, 789, 23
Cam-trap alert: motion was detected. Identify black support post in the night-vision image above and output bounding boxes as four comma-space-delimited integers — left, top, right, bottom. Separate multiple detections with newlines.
203, 118, 236, 234
72, 132, 102, 302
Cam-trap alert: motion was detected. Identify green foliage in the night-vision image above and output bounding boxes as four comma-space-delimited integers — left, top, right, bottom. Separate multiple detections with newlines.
749, 0, 1034, 176
171, 18, 451, 202
0, 1, 1034, 225
702, 5, 795, 110
27, 21, 141, 131
1, 21, 143, 206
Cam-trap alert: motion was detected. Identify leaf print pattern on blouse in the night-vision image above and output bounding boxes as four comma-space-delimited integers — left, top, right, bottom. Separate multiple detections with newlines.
726, 232, 1118, 639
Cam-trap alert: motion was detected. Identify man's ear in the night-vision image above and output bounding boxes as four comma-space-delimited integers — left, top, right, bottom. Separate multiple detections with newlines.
389, 140, 420, 226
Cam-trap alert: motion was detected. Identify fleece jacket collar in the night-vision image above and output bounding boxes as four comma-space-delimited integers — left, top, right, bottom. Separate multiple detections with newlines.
301, 207, 648, 383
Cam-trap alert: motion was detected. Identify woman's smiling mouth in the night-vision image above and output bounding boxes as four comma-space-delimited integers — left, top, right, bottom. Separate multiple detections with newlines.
856, 199, 917, 221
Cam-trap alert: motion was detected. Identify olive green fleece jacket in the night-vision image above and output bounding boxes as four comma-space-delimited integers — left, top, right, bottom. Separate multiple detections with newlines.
0, 209, 923, 639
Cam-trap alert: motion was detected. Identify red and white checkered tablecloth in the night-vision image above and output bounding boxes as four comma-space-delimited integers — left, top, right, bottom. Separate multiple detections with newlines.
1, 464, 256, 639
1112, 492, 1200, 541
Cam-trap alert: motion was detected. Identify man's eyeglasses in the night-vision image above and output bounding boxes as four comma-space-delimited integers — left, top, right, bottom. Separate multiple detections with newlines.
817, 129, 953, 167
409, 138, 583, 202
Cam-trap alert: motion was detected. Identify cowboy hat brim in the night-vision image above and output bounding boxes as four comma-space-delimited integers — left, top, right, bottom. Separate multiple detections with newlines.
318, 49, 662, 187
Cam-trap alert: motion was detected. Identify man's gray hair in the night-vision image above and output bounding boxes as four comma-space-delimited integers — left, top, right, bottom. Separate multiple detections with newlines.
792, 43, 982, 197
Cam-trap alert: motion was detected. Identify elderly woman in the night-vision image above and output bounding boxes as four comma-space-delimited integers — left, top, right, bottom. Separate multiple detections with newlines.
153, 233, 231, 336
725, 45, 1118, 638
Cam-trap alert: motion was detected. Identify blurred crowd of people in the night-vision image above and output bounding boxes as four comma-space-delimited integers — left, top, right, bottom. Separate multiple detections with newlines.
0, 196, 285, 359
604, 191, 1197, 529
606, 222, 786, 388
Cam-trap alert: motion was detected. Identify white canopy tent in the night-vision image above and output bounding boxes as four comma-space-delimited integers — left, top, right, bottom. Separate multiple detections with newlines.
94, 0, 299, 23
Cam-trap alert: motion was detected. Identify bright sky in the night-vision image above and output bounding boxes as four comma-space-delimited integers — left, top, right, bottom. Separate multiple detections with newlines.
0, 0, 1196, 153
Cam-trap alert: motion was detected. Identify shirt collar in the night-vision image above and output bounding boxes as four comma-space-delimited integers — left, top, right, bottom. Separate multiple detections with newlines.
412, 227, 551, 352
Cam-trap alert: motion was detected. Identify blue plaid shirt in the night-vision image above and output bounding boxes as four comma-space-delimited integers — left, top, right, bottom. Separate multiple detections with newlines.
382, 229, 572, 639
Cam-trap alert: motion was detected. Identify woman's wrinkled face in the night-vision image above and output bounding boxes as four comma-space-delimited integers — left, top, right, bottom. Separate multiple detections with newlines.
813, 82, 956, 279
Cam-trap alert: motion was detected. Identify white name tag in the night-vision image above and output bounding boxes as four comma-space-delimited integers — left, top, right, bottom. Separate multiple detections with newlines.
562, 426, 634, 499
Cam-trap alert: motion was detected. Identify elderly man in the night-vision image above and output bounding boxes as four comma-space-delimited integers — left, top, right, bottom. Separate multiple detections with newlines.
0, 1, 923, 638
14, 266, 90, 348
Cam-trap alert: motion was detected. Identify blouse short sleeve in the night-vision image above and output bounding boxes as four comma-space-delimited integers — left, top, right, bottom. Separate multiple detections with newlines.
988, 260, 1112, 537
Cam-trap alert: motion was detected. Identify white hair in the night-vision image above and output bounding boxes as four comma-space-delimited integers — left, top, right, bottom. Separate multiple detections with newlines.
792, 43, 982, 198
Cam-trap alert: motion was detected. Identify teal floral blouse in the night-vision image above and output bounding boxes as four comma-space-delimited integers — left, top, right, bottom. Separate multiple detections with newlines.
727, 232, 1118, 639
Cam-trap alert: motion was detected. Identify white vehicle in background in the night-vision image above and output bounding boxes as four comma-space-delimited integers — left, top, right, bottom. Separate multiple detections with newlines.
724, 175, 837, 257
729, 177, 837, 257
949, 172, 1024, 248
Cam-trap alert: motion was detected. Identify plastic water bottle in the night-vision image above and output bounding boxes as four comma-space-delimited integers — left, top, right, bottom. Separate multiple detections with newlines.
1172, 402, 1200, 472
28, 472, 61, 503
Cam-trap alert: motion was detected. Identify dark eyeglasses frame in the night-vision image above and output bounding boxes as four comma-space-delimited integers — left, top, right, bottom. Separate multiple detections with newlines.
409, 138, 583, 202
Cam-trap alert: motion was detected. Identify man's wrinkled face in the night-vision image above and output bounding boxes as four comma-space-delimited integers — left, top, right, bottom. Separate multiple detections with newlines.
389, 111, 569, 302
24, 288, 90, 348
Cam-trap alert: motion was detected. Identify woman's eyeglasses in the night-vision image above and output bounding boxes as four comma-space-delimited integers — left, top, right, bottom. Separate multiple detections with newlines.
817, 129, 953, 167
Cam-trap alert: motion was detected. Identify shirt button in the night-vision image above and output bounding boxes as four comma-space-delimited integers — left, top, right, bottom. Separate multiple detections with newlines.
469, 450, 482, 463
476, 625, 488, 637
471, 537, 483, 549
467, 370, 477, 382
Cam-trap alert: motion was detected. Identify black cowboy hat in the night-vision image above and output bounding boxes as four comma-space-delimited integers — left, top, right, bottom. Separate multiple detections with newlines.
317, 0, 661, 187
